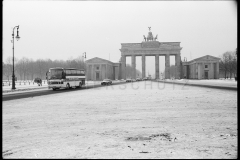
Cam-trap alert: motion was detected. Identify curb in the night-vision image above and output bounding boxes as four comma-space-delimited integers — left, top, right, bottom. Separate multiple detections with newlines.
2, 81, 127, 93
2, 86, 49, 93
153, 80, 237, 91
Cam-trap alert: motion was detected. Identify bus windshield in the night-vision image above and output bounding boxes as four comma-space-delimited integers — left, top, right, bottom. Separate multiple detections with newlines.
49, 69, 63, 79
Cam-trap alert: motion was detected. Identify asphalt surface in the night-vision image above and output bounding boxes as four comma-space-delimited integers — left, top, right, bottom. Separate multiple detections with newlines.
2, 80, 237, 101
2, 81, 126, 101
154, 79, 237, 91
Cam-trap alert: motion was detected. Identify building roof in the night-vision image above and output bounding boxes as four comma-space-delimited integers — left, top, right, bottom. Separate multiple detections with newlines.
184, 55, 221, 64
85, 57, 114, 64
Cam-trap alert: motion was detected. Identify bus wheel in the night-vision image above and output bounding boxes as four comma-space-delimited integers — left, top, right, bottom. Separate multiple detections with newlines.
66, 83, 70, 89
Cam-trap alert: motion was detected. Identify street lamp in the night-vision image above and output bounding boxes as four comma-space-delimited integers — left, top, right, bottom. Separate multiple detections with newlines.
82, 52, 86, 70
11, 25, 20, 90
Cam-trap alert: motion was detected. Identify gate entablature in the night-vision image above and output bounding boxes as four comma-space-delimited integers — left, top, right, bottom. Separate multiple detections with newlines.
120, 42, 182, 56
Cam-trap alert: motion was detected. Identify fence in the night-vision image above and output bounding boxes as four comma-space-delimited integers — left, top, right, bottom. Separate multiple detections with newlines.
2, 80, 47, 86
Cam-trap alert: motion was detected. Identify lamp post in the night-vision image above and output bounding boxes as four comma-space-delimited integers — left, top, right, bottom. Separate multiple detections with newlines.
12, 25, 20, 90
82, 52, 86, 70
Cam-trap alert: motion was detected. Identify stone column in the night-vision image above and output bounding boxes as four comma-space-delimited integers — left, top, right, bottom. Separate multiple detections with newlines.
106, 64, 108, 79
193, 63, 196, 79
216, 62, 219, 79
142, 55, 146, 78
175, 54, 181, 79
113, 66, 115, 80
210, 63, 213, 79
99, 64, 102, 80
197, 63, 200, 79
202, 62, 205, 79
121, 55, 126, 79
91, 65, 94, 81
118, 64, 121, 79
155, 54, 159, 79
165, 54, 170, 79
131, 55, 136, 79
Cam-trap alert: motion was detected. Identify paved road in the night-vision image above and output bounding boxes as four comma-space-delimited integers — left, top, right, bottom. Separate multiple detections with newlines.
155, 79, 237, 91
2, 81, 126, 101
2, 79, 237, 101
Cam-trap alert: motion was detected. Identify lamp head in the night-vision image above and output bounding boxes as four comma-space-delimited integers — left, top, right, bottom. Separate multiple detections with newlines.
16, 26, 20, 41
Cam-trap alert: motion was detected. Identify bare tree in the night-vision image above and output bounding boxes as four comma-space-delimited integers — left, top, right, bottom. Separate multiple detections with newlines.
219, 51, 237, 79
36, 59, 45, 79
230, 52, 236, 78
17, 57, 30, 80
219, 52, 230, 79
3, 60, 12, 81
4, 56, 18, 81
28, 59, 35, 80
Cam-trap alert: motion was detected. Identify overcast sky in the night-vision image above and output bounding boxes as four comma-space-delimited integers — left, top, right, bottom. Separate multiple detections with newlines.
3, 1, 237, 75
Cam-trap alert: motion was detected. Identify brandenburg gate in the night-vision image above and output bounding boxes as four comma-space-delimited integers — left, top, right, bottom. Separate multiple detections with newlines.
119, 27, 182, 79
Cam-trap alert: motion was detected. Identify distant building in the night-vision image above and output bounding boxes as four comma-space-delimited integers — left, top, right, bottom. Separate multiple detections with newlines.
85, 57, 120, 81
182, 55, 220, 79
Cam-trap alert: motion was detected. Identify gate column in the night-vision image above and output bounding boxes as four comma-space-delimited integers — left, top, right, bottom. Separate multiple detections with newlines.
165, 54, 170, 79
175, 54, 181, 79
155, 54, 159, 79
121, 56, 126, 79
216, 62, 219, 79
142, 55, 146, 78
132, 55, 136, 79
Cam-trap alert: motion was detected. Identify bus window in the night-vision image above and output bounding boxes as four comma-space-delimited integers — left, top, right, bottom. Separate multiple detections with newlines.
71, 70, 76, 75
77, 70, 80, 74
62, 71, 66, 79
81, 71, 85, 74
49, 69, 63, 79
66, 70, 71, 75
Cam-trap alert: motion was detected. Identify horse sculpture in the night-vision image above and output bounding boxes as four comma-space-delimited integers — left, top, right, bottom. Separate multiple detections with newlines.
154, 34, 158, 41
147, 36, 153, 41
143, 35, 146, 41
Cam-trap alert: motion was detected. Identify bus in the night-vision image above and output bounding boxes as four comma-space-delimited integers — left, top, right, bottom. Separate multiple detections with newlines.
46, 67, 86, 90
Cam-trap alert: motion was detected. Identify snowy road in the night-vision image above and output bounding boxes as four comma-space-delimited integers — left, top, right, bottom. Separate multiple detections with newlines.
2, 81, 237, 158
2, 81, 126, 101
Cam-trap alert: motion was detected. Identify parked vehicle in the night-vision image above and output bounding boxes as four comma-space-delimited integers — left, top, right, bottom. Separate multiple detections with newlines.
34, 77, 42, 86
136, 78, 142, 81
126, 78, 132, 82
101, 79, 112, 85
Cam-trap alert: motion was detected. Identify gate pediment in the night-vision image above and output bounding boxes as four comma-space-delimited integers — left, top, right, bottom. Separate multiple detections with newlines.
86, 57, 113, 64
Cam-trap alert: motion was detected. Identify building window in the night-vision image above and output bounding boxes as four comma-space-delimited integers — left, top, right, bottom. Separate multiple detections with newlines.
205, 65, 208, 68
96, 66, 99, 70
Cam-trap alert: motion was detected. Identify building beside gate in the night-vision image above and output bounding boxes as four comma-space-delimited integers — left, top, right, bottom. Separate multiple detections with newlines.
85, 57, 120, 81
182, 55, 220, 79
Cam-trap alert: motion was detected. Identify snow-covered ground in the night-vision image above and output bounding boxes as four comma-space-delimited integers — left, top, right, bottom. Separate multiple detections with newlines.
158, 79, 237, 88
2, 79, 237, 93
2, 81, 104, 93
2, 81, 237, 158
